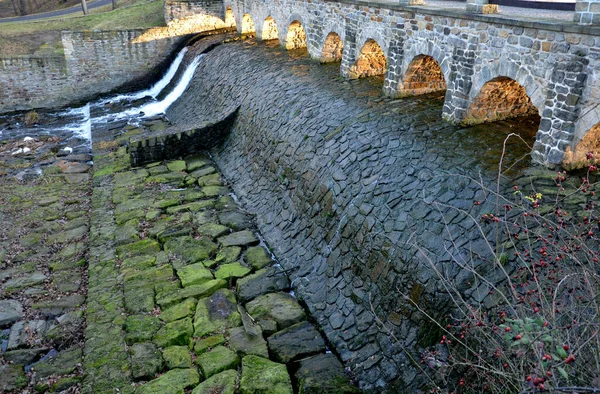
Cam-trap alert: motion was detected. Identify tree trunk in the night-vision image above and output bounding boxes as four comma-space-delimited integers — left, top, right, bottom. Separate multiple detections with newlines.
81, 0, 88, 15
112, 0, 117, 9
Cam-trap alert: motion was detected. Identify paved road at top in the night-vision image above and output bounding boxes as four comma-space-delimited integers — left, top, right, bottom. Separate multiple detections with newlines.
0, 0, 112, 23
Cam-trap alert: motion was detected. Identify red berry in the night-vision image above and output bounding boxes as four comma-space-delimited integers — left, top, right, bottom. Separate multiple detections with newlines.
563, 344, 569, 351
516, 334, 522, 340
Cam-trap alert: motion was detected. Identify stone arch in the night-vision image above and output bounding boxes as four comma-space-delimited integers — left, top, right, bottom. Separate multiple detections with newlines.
464, 76, 539, 125
321, 32, 343, 63
262, 16, 279, 41
400, 54, 447, 96
224, 6, 236, 27
242, 13, 256, 34
347, 39, 387, 79
285, 20, 307, 50
562, 122, 600, 170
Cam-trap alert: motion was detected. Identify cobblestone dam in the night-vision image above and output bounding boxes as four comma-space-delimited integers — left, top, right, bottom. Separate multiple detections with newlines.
1, 1, 600, 393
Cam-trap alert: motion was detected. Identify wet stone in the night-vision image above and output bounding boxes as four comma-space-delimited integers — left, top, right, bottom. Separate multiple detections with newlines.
130, 342, 163, 380
244, 246, 272, 270
163, 236, 218, 268
267, 321, 326, 363
236, 267, 290, 303
240, 355, 293, 394
125, 315, 162, 345
218, 211, 253, 231
159, 298, 197, 323
295, 354, 358, 394
214, 262, 252, 281
191, 369, 237, 394
176, 263, 214, 287
246, 292, 306, 331
0, 299, 24, 327
156, 279, 227, 308
153, 317, 193, 348
193, 334, 226, 355
162, 345, 192, 369
219, 230, 259, 247
195, 345, 239, 379
228, 326, 268, 358
193, 289, 241, 337
137, 368, 199, 394
33, 346, 82, 379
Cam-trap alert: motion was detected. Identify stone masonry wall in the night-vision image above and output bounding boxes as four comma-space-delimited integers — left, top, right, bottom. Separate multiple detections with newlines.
0, 30, 182, 113
219, 0, 599, 167
167, 40, 542, 391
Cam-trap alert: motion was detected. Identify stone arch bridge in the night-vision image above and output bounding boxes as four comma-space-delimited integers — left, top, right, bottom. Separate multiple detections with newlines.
166, 0, 600, 169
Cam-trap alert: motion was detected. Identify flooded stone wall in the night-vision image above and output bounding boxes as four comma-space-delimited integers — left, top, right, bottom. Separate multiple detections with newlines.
166, 40, 544, 391
0, 30, 182, 113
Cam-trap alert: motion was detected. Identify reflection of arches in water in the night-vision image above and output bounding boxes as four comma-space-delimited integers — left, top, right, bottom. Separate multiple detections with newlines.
562, 122, 600, 170
225, 7, 236, 27
401, 54, 446, 96
242, 13, 255, 34
321, 32, 343, 63
262, 16, 279, 41
348, 39, 386, 79
465, 76, 538, 124
285, 20, 307, 50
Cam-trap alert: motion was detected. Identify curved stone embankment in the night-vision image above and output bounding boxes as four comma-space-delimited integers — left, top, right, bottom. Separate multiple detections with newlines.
167, 39, 551, 390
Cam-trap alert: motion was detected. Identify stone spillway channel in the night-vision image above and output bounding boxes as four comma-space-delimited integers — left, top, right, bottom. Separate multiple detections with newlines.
0, 114, 358, 393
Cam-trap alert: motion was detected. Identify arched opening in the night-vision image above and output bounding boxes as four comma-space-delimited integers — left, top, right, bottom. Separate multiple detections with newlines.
562, 122, 600, 170
285, 20, 307, 50
225, 7, 236, 27
242, 13, 256, 34
262, 16, 279, 41
348, 39, 386, 79
465, 77, 538, 125
321, 32, 343, 63
401, 55, 446, 96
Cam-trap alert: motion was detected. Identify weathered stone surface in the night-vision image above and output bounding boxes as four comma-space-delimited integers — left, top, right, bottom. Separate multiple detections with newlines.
267, 321, 326, 363
215, 246, 242, 264
244, 246, 272, 270
130, 342, 163, 380
8, 320, 47, 350
193, 334, 226, 355
53, 269, 82, 292
33, 346, 82, 379
176, 263, 214, 287
197, 222, 230, 238
137, 368, 200, 394
159, 298, 196, 323
214, 262, 252, 280
218, 211, 253, 231
295, 354, 358, 394
3, 271, 46, 292
156, 279, 227, 308
0, 299, 24, 327
153, 317, 193, 348
228, 326, 268, 358
185, 154, 211, 172
195, 345, 239, 378
240, 355, 293, 394
4, 347, 48, 365
164, 236, 218, 267
191, 369, 237, 394
166, 160, 187, 172
193, 289, 241, 337
246, 293, 306, 330
218, 230, 259, 247
237, 267, 290, 303
32, 294, 86, 315
125, 315, 162, 345
116, 239, 161, 259
163, 346, 192, 369
0, 364, 27, 391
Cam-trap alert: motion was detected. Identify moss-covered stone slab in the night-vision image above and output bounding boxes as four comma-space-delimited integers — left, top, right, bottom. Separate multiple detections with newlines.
267, 321, 326, 363
214, 262, 252, 281
218, 231, 259, 247
50, 376, 82, 392
0, 364, 27, 391
215, 246, 242, 264
236, 267, 290, 303
159, 298, 196, 323
193, 334, 226, 355
197, 223, 230, 239
124, 315, 162, 345
295, 354, 358, 394
116, 239, 160, 259
228, 326, 268, 358
130, 342, 163, 380
245, 293, 306, 331
197, 173, 221, 187
153, 317, 193, 348
121, 255, 157, 271
189, 166, 215, 179
193, 289, 241, 338
114, 169, 149, 186
124, 285, 155, 314
146, 172, 187, 187
162, 346, 192, 369
163, 236, 217, 267
137, 368, 199, 394
53, 269, 82, 292
0, 299, 23, 327
33, 346, 82, 379
32, 294, 85, 316
2, 271, 46, 292
191, 369, 237, 394
156, 279, 227, 308
244, 246, 273, 270
157, 225, 192, 243
46, 225, 88, 244
123, 264, 173, 284
185, 154, 211, 172
166, 160, 187, 172
217, 211, 253, 231
240, 355, 293, 394
195, 346, 239, 379
165, 200, 214, 214
176, 263, 214, 287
